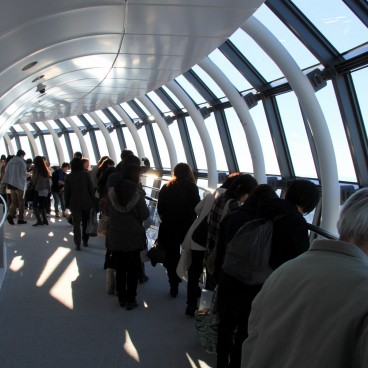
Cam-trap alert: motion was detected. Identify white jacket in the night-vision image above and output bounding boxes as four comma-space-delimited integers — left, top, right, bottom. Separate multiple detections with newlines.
242, 239, 368, 368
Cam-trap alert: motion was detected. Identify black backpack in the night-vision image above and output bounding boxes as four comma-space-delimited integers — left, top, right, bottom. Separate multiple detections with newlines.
222, 215, 284, 285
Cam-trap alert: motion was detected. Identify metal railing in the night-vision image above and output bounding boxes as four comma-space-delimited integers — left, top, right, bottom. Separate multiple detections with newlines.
0, 194, 8, 269
307, 223, 338, 240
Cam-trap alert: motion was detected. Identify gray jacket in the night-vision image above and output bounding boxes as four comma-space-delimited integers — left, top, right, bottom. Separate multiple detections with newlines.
106, 184, 149, 253
31, 169, 50, 192
2, 156, 27, 190
242, 239, 368, 368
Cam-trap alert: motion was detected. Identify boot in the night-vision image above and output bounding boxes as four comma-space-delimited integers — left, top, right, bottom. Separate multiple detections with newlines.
33, 208, 43, 226
41, 209, 49, 225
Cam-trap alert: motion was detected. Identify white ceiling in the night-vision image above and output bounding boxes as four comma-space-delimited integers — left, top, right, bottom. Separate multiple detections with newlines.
0, 0, 264, 134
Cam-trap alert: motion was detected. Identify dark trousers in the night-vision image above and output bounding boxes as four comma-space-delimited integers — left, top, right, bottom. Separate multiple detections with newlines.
162, 241, 181, 287
216, 272, 262, 368
33, 193, 47, 211
187, 250, 205, 308
9, 189, 25, 220
112, 250, 141, 303
71, 209, 90, 246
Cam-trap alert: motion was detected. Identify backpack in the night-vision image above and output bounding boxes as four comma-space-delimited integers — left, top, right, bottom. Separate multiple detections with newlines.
222, 215, 284, 285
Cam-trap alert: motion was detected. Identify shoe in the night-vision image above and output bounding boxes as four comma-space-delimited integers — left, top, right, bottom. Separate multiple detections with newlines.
55, 212, 60, 218
32, 221, 43, 227
75, 244, 81, 251
83, 241, 88, 247
17, 220, 27, 225
139, 275, 149, 284
170, 285, 178, 298
126, 301, 138, 310
7, 215, 14, 225
185, 305, 197, 317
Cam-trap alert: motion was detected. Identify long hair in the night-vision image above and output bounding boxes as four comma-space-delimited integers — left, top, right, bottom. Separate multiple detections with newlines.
226, 174, 258, 201
33, 156, 50, 177
70, 157, 83, 172
114, 164, 141, 207
167, 163, 195, 186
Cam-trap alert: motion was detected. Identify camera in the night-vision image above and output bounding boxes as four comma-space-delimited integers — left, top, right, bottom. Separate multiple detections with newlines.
39, 88, 46, 94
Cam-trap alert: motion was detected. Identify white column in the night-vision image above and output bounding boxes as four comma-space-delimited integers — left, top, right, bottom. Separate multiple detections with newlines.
138, 95, 178, 170
167, 81, 218, 189
242, 16, 339, 232
87, 112, 117, 163
43, 121, 65, 165
64, 117, 90, 159
20, 124, 39, 158
110, 106, 145, 160
200, 57, 266, 184
4, 133, 15, 155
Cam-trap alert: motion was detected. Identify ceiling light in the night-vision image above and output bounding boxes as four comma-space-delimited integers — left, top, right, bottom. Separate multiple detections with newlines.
22, 61, 38, 71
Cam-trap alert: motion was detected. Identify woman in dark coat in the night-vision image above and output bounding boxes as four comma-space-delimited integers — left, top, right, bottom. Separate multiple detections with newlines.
106, 164, 149, 310
157, 163, 200, 297
64, 157, 95, 250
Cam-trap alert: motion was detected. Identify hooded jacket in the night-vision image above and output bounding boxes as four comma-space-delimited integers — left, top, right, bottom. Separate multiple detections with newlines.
106, 182, 149, 252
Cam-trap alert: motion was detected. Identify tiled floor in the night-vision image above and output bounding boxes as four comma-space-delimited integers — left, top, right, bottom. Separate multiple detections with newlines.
0, 212, 216, 368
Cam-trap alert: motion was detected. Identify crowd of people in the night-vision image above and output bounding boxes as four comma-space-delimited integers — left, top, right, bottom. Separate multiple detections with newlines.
1, 148, 367, 367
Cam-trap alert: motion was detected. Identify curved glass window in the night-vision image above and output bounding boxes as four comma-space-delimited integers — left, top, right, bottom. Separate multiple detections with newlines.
254, 5, 319, 69
95, 110, 111, 124
137, 127, 154, 169
224, 107, 253, 173
249, 102, 281, 176
70, 116, 85, 127
161, 86, 184, 109
292, 0, 368, 53
276, 93, 317, 178
109, 130, 122, 160
120, 103, 139, 120
147, 91, 171, 113
57, 135, 69, 162
43, 134, 58, 166
0, 138, 7, 156
152, 123, 170, 169
122, 127, 139, 157
68, 133, 82, 155
315, 82, 356, 182
94, 131, 109, 159
352, 67, 368, 139
229, 29, 282, 82
107, 107, 124, 123
191, 65, 225, 99
12, 124, 24, 133
134, 99, 151, 117
83, 133, 96, 165
186, 117, 207, 170
19, 136, 32, 159
209, 49, 253, 92
168, 121, 187, 164
34, 137, 44, 157
176, 75, 207, 104
46, 120, 60, 130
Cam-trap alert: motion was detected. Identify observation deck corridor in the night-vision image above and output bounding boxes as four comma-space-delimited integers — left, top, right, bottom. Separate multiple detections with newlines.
0, 212, 216, 368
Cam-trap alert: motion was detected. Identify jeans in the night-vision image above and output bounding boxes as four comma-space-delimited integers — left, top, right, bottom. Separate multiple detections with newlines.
9, 189, 25, 220
71, 209, 90, 246
52, 191, 65, 213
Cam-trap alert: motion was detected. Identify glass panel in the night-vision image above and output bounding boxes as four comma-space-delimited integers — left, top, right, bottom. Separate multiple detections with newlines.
122, 127, 139, 157
186, 117, 207, 170
249, 102, 281, 176
34, 121, 47, 131
95, 110, 111, 124
84, 133, 96, 165
168, 121, 187, 164
69, 133, 82, 156
229, 28, 283, 82
83, 114, 97, 126
0, 138, 7, 156
109, 130, 121, 164
224, 108, 253, 173
120, 103, 139, 120
315, 81, 356, 182
205, 114, 228, 171
59, 118, 70, 128
352, 68, 368, 140
192, 65, 225, 99
43, 135, 59, 166
276, 93, 317, 178
19, 136, 32, 160
176, 75, 206, 104
292, 0, 368, 53
34, 137, 44, 157
70, 116, 85, 127
12, 124, 24, 132
161, 86, 184, 109
137, 127, 154, 169
254, 5, 319, 69
134, 99, 151, 116
47, 120, 60, 129
147, 91, 171, 113
108, 107, 123, 123
94, 131, 109, 159
152, 123, 170, 169
209, 49, 253, 92
24, 123, 35, 132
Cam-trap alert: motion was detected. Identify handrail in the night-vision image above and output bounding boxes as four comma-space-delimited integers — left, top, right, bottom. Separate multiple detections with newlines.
145, 195, 158, 203
307, 223, 338, 240
0, 194, 8, 229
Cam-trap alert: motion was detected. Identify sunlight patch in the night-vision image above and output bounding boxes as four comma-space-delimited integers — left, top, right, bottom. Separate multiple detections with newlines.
63, 237, 69, 242
9, 255, 24, 272
49, 257, 79, 310
143, 301, 148, 308
48, 232, 54, 237
124, 330, 140, 362
186, 353, 198, 368
36, 247, 70, 287
20, 232, 26, 238
198, 360, 212, 368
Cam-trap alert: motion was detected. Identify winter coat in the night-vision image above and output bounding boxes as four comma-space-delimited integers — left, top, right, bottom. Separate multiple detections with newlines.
157, 181, 200, 245
242, 239, 368, 368
106, 182, 149, 252
64, 171, 94, 211
257, 197, 309, 270
2, 156, 27, 191
31, 169, 50, 193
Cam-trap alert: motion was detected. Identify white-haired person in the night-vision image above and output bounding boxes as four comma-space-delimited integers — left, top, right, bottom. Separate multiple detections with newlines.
241, 188, 368, 368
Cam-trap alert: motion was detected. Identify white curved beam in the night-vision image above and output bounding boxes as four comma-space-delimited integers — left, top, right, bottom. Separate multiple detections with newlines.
87, 112, 117, 163
43, 121, 65, 165
64, 117, 90, 159
200, 57, 266, 184
110, 106, 145, 160
4, 133, 15, 155
166, 81, 218, 189
20, 124, 39, 158
242, 16, 339, 232
138, 96, 178, 170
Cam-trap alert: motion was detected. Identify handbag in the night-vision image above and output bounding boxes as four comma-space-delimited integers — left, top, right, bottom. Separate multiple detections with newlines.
86, 208, 98, 236
97, 214, 109, 236
147, 239, 166, 267
194, 287, 218, 354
